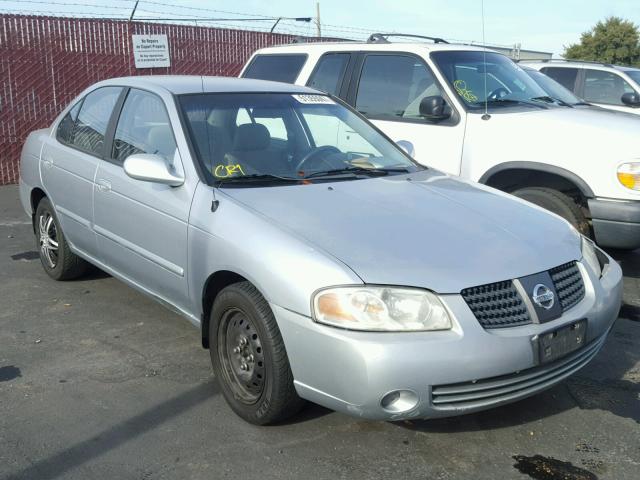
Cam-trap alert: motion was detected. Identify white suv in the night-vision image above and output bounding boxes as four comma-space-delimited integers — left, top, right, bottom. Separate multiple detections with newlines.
241, 35, 640, 250
523, 60, 640, 115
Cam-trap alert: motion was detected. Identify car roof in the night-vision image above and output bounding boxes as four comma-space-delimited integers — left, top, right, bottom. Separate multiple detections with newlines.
522, 60, 640, 72
251, 41, 496, 55
94, 75, 319, 95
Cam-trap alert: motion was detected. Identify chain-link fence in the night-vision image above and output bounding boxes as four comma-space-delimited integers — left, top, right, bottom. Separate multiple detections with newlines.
0, 14, 307, 185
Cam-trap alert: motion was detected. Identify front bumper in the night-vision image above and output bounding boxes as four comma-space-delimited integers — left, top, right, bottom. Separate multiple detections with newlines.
589, 197, 640, 250
274, 259, 623, 421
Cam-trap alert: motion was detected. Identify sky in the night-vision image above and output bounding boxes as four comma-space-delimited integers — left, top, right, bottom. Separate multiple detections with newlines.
2, 0, 640, 56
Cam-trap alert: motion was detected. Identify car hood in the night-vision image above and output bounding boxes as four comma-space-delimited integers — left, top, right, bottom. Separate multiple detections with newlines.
219, 170, 581, 293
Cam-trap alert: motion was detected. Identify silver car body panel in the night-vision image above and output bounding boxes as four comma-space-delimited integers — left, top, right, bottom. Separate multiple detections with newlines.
18, 76, 623, 421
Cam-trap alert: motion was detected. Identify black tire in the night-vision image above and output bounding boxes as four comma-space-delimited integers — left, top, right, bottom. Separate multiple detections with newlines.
209, 281, 304, 425
34, 197, 88, 280
512, 187, 590, 236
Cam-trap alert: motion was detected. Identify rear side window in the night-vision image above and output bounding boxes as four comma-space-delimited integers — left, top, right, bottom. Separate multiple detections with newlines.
112, 89, 176, 163
583, 69, 635, 105
355, 54, 444, 121
70, 87, 122, 156
307, 53, 350, 95
540, 67, 579, 92
56, 101, 82, 143
242, 54, 307, 83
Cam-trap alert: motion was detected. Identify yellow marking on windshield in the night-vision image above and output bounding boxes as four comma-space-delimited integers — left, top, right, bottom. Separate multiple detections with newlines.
453, 80, 478, 103
214, 164, 246, 178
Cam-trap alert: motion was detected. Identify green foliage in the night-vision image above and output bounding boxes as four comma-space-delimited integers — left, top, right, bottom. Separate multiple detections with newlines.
564, 17, 640, 67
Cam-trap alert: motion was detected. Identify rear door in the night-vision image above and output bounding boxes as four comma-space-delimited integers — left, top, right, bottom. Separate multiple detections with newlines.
93, 88, 193, 310
348, 53, 465, 174
41, 86, 122, 256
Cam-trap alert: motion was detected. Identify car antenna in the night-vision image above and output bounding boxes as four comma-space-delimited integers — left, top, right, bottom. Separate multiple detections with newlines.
481, 0, 491, 120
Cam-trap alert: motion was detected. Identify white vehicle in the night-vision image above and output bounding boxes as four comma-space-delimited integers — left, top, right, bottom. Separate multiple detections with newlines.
523, 60, 640, 115
241, 34, 640, 250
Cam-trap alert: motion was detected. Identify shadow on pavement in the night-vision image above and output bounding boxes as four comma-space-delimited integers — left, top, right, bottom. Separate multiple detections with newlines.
5, 381, 219, 480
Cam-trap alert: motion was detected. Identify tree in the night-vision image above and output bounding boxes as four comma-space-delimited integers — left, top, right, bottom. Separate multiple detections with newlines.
564, 17, 640, 66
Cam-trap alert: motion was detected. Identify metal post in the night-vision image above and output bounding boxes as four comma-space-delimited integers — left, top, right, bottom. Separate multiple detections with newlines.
316, 2, 321, 38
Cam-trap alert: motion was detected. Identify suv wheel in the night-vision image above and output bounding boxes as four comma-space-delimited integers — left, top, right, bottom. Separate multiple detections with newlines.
209, 281, 304, 425
512, 187, 590, 236
35, 197, 88, 280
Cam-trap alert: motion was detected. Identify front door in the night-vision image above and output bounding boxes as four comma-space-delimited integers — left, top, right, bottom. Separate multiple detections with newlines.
93, 88, 192, 310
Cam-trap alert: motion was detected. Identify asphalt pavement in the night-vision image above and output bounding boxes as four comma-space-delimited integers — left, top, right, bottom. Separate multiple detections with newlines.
1, 184, 638, 480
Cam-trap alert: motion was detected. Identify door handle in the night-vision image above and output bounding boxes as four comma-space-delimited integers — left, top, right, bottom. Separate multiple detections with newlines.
96, 179, 111, 192
42, 157, 53, 169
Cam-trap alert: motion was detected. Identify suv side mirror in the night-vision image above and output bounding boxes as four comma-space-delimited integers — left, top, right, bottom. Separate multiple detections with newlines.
621, 92, 640, 107
419, 95, 452, 120
124, 154, 184, 187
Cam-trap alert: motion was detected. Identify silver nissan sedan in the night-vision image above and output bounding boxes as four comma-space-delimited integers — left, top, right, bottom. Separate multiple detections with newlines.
19, 76, 622, 424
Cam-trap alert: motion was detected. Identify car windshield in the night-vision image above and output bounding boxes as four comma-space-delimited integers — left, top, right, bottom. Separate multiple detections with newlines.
178, 93, 422, 186
431, 51, 549, 110
624, 69, 640, 85
523, 68, 585, 106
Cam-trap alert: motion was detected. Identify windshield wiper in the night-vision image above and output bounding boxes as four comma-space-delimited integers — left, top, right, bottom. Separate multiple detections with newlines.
473, 98, 547, 109
303, 166, 410, 179
217, 174, 299, 186
530, 96, 573, 108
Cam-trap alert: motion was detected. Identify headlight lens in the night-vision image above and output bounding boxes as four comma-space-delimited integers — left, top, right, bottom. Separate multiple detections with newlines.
581, 236, 602, 278
617, 162, 640, 190
312, 286, 452, 331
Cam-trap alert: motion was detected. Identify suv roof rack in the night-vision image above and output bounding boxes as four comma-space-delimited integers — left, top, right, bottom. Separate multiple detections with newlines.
367, 33, 449, 44
537, 58, 614, 68
291, 36, 357, 44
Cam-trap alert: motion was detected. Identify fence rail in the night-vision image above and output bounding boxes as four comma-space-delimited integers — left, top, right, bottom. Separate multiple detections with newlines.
0, 14, 302, 185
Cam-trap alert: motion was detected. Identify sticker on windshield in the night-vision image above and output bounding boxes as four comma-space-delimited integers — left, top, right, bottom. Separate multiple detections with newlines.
292, 94, 335, 104
453, 80, 478, 103
214, 164, 245, 178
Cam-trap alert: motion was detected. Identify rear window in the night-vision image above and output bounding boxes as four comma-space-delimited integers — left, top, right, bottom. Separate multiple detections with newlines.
242, 54, 307, 83
540, 67, 579, 92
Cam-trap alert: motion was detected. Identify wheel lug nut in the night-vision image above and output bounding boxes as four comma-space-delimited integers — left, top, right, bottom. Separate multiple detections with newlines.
233, 347, 241, 354
248, 354, 254, 362
240, 362, 248, 371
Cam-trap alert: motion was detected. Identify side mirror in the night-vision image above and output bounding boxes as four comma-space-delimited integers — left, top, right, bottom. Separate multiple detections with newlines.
621, 92, 640, 107
419, 95, 452, 120
396, 140, 415, 157
123, 154, 184, 187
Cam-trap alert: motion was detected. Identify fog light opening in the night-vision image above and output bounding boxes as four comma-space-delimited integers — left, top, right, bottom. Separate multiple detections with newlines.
380, 389, 419, 413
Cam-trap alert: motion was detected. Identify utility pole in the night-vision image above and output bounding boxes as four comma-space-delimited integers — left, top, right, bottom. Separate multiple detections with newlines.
315, 2, 321, 38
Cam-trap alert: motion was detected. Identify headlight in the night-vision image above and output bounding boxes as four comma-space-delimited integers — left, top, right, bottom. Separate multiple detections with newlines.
312, 286, 452, 331
617, 162, 640, 190
581, 236, 602, 278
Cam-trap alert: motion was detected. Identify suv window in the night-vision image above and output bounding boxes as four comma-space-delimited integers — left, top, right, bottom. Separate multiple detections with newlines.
583, 69, 635, 105
307, 53, 350, 96
355, 54, 444, 121
242, 54, 307, 83
56, 101, 82, 144
70, 87, 122, 156
112, 89, 176, 163
540, 67, 579, 91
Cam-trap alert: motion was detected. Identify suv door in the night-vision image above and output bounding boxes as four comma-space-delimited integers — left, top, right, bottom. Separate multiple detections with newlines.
41, 86, 122, 256
579, 68, 638, 113
93, 88, 193, 310
349, 53, 464, 174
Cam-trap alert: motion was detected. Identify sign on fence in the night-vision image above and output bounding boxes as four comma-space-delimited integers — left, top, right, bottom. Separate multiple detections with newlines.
132, 34, 171, 68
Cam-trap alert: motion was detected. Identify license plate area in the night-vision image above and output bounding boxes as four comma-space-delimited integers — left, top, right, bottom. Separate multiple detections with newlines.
539, 319, 587, 364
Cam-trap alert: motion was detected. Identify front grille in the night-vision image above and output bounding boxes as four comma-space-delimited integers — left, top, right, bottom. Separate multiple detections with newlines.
431, 332, 607, 410
461, 281, 531, 329
550, 262, 585, 312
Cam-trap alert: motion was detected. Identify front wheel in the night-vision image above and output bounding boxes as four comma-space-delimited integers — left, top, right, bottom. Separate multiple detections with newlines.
511, 187, 590, 236
209, 282, 304, 425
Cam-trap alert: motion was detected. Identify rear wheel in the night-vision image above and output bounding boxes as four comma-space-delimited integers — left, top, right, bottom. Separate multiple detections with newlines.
34, 197, 88, 280
512, 187, 590, 236
209, 281, 304, 425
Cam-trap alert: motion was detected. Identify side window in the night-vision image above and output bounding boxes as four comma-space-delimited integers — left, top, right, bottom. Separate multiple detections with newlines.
112, 89, 176, 163
540, 67, 579, 92
307, 53, 350, 96
56, 101, 82, 144
242, 54, 307, 83
355, 54, 444, 121
583, 69, 634, 105
70, 87, 122, 156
